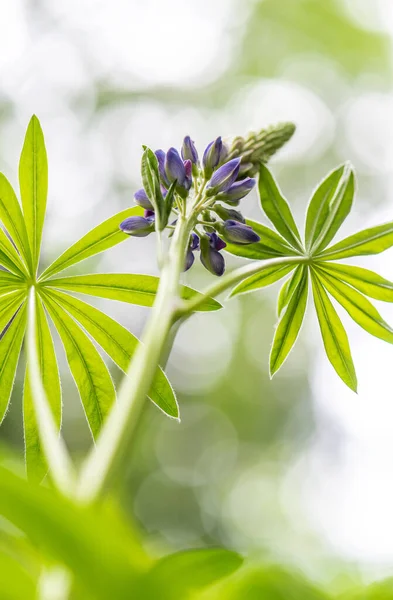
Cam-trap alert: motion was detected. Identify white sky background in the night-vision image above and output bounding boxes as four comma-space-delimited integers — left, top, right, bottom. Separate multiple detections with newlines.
1, 0, 393, 577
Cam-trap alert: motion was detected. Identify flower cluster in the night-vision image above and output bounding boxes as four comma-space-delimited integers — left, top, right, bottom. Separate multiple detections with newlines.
120, 126, 294, 276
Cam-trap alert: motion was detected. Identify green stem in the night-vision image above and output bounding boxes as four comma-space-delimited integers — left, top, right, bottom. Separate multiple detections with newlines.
76, 213, 194, 502
27, 288, 76, 497
176, 255, 307, 316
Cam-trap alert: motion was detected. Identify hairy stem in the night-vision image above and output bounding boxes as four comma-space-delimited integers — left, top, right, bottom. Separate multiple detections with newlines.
27, 288, 76, 497
177, 255, 308, 316
76, 214, 193, 502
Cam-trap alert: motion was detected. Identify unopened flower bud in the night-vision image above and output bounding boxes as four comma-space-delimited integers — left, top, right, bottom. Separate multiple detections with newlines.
190, 232, 200, 251
165, 147, 186, 185
214, 204, 246, 223
216, 177, 256, 205
134, 188, 153, 210
181, 136, 199, 164
119, 215, 155, 238
200, 234, 225, 276
183, 159, 192, 191
155, 149, 169, 186
184, 248, 195, 272
207, 158, 241, 194
203, 137, 222, 177
221, 220, 260, 245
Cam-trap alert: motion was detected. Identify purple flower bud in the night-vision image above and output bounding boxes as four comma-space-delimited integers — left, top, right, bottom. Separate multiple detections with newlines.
155, 149, 169, 186
181, 136, 199, 164
144, 209, 155, 218
119, 215, 155, 238
184, 248, 195, 272
207, 158, 241, 193
165, 148, 186, 185
134, 188, 153, 211
217, 141, 229, 166
209, 231, 227, 251
214, 204, 245, 223
216, 177, 256, 205
203, 136, 222, 176
190, 232, 200, 251
183, 159, 193, 191
200, 234, 225, 276
222, 220, 260, 245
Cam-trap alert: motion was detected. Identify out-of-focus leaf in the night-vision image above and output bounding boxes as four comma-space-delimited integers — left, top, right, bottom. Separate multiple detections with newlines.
200, 564, 330, 600
0, 549, 36, 600
225, 219, 298, 260
0, 303, 27, 424
318, 222, 393, 260
306, 164, 354, 252
270, 268, 308, 376
146, 548, 243, 599
39, 206, 144, 280
318, 262, 393, 302
43, 295, 115, 438
42, 289, 179, 419
316, 269, 393, 344
19, 115, 48, 271
42, 273, 222, 312
0, 465, 146, 600
0, 174, 32, 271
258, 164, 302, 251
24, 295, 61, 482
277, 265, 304, 317
230, 263, 295, 297
311, 270, 357, 391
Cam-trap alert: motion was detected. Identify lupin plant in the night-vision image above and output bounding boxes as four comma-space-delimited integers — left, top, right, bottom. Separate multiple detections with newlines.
2, 116, 393, 597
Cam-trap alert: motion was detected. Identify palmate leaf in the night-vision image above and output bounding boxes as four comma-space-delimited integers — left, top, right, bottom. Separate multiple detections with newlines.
0, 228, 29, 278
318, 221, 393, 260
230, 263, 295, 297
41, 273, 222, 311
42, 288, 179, 419
305, 163, 354, 253
318, 262, 393, 302
19, 115, 48, 272
24, 295, 61, 482
43, 294, 116, 439
39, 206, 144, 280
258, 164, 303, 252
277, 265, 304, 317
269, 268, 308, 376
0, 302, 27, 423
311, 270, 357, 391
315, 268, 393, 344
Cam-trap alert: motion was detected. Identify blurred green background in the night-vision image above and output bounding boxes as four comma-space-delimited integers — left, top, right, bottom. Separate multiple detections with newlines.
1, 0, 393, 593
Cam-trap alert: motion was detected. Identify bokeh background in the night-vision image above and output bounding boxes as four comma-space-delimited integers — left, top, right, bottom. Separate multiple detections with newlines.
1, 0, 393, 592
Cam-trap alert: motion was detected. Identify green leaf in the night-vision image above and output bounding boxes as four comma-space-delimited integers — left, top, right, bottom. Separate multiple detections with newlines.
225, 219, 298, 260
42, 288, 179, 419
43, 295, 116, 438
318, 262, 393, 302
305, 163, 354, 252
0, 302, 27, 424
230, 263, 295, 297
0, 228, 29, 278
277, 265, 304, 317
23, 295, 61, 482
318, 221, 393, 260
0, 465, 145, 600
0, 173, 32, 271
258, 164, 303, 251
315, 268, 393, 344
147, 548, 243, 598
42, 273, 222, 312
19, 115, 48, 271
0, 271, 26, 294
39, 206, 144, 281
270, 268, 308, 376
0, 549, 36, 600
311, 270, 357, 391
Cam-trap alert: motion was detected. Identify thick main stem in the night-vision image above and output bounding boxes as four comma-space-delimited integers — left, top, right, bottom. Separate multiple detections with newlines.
77, 214, 193, 502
